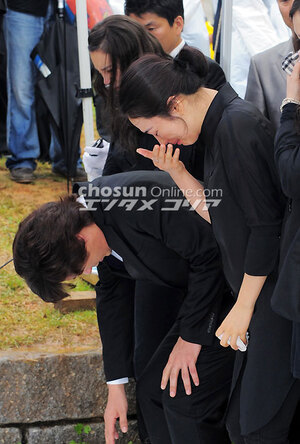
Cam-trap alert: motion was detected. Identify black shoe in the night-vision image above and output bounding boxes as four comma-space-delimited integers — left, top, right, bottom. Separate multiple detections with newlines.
52, 166, 87, 181
10, 168, 35, 184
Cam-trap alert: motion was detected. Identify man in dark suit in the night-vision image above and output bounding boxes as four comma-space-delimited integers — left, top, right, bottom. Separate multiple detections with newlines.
13, 170, 235, 444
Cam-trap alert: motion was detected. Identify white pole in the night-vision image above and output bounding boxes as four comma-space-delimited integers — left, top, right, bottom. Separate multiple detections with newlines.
75, 0, 95, 146
220, 0, 233, 82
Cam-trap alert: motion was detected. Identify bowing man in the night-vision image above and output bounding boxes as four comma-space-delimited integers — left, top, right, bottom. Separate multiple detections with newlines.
13, 170, 235, 444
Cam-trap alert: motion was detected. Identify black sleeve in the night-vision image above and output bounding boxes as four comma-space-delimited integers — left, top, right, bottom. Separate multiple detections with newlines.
96, 259, 135, 381
275, 103, 300, 200
157, 207, 225, 345
111, 188, 225, 346
102, 142, 126, 176
219, 109, 285, 276
103, 139, 152, 175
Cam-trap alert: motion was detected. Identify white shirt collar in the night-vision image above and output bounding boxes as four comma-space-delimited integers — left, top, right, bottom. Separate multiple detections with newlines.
111, 250, 123, 262
76, 195, 88, 208
169, 39, 186, 58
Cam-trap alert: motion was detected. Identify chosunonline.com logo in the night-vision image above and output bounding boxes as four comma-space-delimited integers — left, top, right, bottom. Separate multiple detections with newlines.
77, 184, 223, 212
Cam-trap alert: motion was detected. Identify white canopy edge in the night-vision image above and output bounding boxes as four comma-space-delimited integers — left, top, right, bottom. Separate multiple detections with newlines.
220, 0, 233, 82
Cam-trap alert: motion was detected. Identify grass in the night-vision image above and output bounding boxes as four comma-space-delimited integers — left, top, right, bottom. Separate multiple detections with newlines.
0, 156, 100, 351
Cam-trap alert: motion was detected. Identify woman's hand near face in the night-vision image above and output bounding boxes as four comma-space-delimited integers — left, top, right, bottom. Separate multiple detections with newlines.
137, 143, 211, 223
287, 59, 300, 101
137, 143, 185, 175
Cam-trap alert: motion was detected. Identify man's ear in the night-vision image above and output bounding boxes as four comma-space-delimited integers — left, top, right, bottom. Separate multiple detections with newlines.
76, 232, 86, 243
167, 95, 184, 116
174, 15, 184, 34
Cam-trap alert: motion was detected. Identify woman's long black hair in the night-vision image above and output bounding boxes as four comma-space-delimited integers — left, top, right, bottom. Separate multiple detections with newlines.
88, 15, 167, 151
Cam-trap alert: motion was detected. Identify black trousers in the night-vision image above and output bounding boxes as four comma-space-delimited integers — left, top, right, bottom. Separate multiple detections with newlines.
134, 281, 185, 378
134, 282, 235, 444
227, 376, 300, 444
134, 281, 184, 442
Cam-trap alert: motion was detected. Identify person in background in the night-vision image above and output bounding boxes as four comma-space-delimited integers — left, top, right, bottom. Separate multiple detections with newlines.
0, 0, 7, 155
90, 15, 167, 160
272, 0, 300, 383
245, 0, 295, 131
124, 0, 185, 56
263, 0, 293, 40
108, 0, 210, 55
213, 0, 287, 98
124, 0, 209, 56
3, 0, 85, 183
118, 46, 299, 444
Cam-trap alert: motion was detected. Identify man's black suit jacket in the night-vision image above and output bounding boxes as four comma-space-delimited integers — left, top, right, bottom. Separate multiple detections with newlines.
74, 171, 230, 380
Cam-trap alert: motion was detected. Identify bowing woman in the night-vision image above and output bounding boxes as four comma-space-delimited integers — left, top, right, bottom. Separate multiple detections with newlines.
118, 47, 299, 444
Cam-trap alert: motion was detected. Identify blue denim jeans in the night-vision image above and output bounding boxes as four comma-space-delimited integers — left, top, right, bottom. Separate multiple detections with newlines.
4, 7, 81, 171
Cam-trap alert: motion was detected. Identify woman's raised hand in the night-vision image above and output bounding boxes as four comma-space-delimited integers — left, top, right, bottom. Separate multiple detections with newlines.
137, 143, 185, 175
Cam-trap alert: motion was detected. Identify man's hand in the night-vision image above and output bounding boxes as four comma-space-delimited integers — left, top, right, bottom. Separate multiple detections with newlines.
137, 144, 185, 175
161, 337, 201, 398
104, 384, 128, 444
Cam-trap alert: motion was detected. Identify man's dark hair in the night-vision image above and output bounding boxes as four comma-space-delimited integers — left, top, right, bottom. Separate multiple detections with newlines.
13, 195, 94, 302
125, 0, 184, 26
